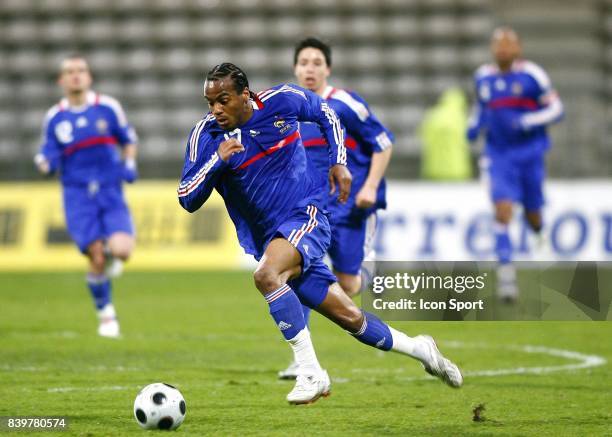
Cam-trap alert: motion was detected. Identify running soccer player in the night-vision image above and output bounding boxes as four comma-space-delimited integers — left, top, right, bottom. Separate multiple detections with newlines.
34, 55, 138, 337
178, 63, 462, 405
278, 37, 394, 379
467, 27, 564, 301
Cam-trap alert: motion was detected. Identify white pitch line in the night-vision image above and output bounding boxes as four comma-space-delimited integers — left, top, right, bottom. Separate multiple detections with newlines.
48, 385, 136, 393
351, 342, 606, 381
39, 342, 608, 393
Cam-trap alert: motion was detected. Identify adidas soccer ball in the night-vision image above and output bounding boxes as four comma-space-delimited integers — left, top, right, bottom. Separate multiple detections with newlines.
133, 383, 186, 430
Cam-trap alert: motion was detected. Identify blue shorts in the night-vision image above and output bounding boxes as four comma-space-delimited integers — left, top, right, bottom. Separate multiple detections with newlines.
63, 183, 134, 253
288, 259, 337, 309
328, 213, 377, 275
484, 153, 545, 211
276, 204, 337, 308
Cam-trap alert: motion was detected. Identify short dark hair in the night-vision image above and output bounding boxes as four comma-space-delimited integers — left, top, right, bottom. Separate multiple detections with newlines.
293, 37, 332, 67
206, 63, 251, 95
59, 53, 90, 73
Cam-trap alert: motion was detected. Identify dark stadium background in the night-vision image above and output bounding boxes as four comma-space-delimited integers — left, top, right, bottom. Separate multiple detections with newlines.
1, 0, 610, 181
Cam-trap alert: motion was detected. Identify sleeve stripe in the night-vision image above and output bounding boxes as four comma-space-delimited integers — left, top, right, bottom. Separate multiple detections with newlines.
98, 95, 128, 126
468, 104, 482, 130
260, 85, 306, 102
321, 102, 346, 165
177, 152, 220, 197
40, 104, 61, 144
189, 114, 214, 162
375, 131, 393, 150
521, 95, 563, 128
330, 89, 369, 121
520, 60, 552, 92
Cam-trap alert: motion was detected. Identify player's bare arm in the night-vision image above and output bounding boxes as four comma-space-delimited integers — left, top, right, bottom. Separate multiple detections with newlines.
356, 147, 392, 209
329, 163, 352, 203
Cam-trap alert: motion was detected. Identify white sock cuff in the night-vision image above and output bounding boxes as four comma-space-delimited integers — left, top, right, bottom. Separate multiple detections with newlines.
97, 303, 116, 320
87, 272, 108, 284
287, 328, 310, 345
388, 327, 418, 357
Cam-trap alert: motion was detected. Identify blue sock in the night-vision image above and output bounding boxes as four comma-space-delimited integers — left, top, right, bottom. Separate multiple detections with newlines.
493, 222, 512, 264
87, 273, 111, 310
265, 284, 306, 340
351, 311, 393, 351
301, 304, 311, 328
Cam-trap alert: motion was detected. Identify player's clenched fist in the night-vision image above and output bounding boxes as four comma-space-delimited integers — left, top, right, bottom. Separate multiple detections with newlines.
355, 184, 377, 209
329, 164, 352, 204
217, 138, 245, 162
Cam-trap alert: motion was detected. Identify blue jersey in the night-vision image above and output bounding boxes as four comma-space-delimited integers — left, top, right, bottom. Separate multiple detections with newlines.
177, 83, 346, 258
38, 91, 137, 186
467, 59, 563, 158
300, 86, 393, 222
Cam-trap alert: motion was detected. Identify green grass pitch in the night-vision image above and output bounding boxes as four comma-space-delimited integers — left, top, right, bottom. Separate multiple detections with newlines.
1, 271, 610, 436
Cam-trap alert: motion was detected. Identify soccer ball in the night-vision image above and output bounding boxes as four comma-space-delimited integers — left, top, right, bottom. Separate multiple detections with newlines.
133, 383, 186, 430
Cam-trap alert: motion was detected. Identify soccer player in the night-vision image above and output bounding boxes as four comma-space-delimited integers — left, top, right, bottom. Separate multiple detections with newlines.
278, 37, 394, 379
178, 63, 462, 405
467, 27, 564, 301
34, 55, 139, 338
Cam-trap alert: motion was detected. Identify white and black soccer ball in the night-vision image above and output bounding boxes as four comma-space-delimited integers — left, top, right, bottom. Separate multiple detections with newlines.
133, 383, 186, 430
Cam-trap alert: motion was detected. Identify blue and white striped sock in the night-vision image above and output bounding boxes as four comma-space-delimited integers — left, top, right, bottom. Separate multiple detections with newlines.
265, 284, 306, 341
494, 222, 512, 265
350, 311, 393, 351
86, 272, 111, 310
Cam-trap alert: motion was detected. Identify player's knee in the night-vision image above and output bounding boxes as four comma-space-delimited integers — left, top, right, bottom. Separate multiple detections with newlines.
89, 253, 105, 273
338, 276, 361, 297
253, 267, 281, 294
87, 242, 106, 272
495, 209, 512, 224
108, 234, 134, 260
112, 243, 134, 260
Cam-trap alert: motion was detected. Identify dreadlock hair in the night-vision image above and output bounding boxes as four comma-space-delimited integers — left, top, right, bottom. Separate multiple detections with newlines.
293, 37, 332, 67
205, 63, 255, 98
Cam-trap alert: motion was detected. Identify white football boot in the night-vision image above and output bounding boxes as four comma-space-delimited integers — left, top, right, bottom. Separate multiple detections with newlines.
417, 335, 463, 388
97, 304, 121, 338
286, 369, 331, 405
278, 360, 299, 380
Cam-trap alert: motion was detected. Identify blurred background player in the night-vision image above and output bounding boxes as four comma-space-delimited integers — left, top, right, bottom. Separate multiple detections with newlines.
178, 63, 462, 404
34, 54, 139, 337
467, 27, 564, 301
278, 38, 394, 378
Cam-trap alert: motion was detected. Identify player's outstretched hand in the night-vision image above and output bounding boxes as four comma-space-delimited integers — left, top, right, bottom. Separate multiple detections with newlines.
34, 153, 50, 175
329, 164, 352, 204
355, 184, 376, 209
218, 138, 245, 162
122, 158, 138, 183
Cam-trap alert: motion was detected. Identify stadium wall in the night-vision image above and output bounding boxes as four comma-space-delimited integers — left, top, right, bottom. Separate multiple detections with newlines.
0, 180, 610, 271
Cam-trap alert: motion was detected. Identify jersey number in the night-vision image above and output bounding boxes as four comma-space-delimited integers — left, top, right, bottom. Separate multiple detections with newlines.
223, 128, 241, 143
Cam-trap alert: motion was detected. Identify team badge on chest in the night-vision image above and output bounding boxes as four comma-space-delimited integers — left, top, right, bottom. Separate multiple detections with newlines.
96, 119, 109, 134
76, 116, 88, 128
511, 81, 523, 95
274, 117, 291, 134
